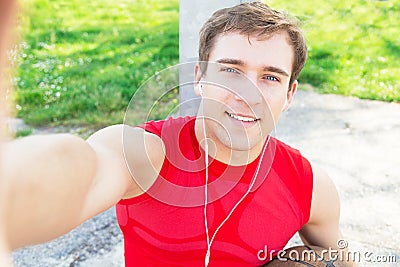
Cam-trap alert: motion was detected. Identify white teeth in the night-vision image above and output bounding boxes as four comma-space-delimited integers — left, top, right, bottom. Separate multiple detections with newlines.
228, 113, 257, 122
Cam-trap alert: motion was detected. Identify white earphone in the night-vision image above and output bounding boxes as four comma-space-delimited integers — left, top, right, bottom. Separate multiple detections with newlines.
200, 84, 271, 266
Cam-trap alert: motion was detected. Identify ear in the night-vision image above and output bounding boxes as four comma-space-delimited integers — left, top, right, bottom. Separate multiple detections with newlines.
282, 80, 298, 112
194, 63, 203, 96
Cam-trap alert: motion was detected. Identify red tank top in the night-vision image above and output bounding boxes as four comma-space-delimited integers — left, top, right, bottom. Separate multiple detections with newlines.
116, 116, 313, 266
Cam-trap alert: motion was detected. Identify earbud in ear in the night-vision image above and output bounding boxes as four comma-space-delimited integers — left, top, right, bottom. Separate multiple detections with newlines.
199, 85, 203, 96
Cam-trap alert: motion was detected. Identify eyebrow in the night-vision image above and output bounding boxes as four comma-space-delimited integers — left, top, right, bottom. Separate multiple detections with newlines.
215, 58, 290, 77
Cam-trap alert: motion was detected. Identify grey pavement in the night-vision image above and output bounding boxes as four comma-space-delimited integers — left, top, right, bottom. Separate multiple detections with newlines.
12, 90, 400, 266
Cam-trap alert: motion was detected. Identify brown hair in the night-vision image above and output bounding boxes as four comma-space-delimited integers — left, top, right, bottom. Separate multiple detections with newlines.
198, 1, 307, 89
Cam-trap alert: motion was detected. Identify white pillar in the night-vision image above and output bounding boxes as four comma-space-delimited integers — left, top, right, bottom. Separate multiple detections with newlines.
179, 0, 250, 116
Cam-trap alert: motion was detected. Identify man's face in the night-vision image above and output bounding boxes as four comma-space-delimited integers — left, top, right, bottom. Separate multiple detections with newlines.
195, 32, 297, 157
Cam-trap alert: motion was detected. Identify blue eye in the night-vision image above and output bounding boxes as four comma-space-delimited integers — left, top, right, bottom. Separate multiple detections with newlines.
265, 75, 279, 82
223, 67, 239, 74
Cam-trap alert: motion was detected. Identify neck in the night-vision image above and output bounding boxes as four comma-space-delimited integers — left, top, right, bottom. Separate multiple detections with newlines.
194, 117, 264, 166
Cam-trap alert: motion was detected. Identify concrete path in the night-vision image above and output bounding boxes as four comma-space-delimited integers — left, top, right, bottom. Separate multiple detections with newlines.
12, 90, 400, 266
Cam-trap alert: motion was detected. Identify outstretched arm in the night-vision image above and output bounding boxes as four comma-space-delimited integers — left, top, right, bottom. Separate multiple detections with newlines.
0, 125, 164, 250
0, 0, 18, 264
2, 134, 100, 249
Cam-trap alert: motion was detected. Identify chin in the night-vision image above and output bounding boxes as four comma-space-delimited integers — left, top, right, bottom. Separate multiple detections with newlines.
220, 134, 262, 152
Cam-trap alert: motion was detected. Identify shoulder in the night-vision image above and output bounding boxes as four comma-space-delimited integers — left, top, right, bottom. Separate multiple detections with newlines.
267, 138, 314, 224
87, 123, 164, 152
87, 124, 166, 198
91, 123, 166, 166
89, 116, 194, 166
139, 116, 195, 137
273, 138, 302, 159
271, 139, 340, 222
271, 137, 312, 181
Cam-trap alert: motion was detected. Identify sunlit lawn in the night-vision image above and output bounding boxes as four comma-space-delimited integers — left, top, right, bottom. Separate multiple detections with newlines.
15, 0, 179, 128
271, 0, 400, 101
14, 0, 399, 130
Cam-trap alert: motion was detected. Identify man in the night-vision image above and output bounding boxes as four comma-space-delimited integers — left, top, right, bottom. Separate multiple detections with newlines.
1, 2, 346, 266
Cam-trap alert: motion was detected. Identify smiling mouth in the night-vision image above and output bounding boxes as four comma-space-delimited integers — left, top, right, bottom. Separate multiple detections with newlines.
226, 112, 259, 122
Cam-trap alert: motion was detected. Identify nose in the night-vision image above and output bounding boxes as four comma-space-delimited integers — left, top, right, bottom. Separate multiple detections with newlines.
232, 74, 263, 106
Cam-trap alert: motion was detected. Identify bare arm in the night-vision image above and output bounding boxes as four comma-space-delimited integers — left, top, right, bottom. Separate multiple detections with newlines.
2, 133, 100, 249
0, 0, 17, 262
1, 124, 164, 250
299, 165, 357, 266
299, 165, 343, 249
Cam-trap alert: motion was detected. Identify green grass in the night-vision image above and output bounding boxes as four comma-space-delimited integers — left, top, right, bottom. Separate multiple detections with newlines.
15, 0, 179, 129
271, 0, 400, 101
14, 0, 399, 129
15, 128, 33, 138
